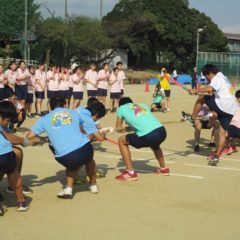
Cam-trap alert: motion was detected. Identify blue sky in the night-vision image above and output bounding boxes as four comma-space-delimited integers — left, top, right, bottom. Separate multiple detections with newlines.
36, 0, 240, 33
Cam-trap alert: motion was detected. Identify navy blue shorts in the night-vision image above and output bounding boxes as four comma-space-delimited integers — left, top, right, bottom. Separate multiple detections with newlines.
4, 86, 13, 98
126, 127, 167, 150
73, 92, 83, 100
55, 143, 94, 170
164, 90, 171, 97
58, 90, 69, 100
87, 90, 97, 97
228, 125, 240, 138
0, 88, 5, 101
97, 88, 107, 97
47, 91, 59, 99
0, 151, 16, 174
68, 87, 73, 99
110, 92, 121, 99
121, 89, 124, 96
15, 85, 28, 101
26, 93, 34, 103
35, 91, 45, 100
204, 95, 233, 130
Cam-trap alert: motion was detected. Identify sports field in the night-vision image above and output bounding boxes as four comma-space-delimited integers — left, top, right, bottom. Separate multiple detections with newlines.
1, 84, 240, 240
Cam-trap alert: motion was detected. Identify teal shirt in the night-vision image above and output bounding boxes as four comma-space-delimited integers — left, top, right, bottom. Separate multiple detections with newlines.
153, 94, 163, 104
117, 103, 163, 137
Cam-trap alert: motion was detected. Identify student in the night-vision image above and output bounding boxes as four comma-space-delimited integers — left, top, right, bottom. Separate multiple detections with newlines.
109, 67, 121, 113
115, 97, 170, 181
68, 68, 74, 109
116, 62, 126, 96
26, 96, 98, 199
186, 64, 237, 166
151, 83, 166, 112
157, 68, 171, 112
72, 66, 84, 109
0, 64, 5, 101
85, 62, 98, 98
47, 66, 59, 105
16, 61, 30, 109
4, 61, 17, 98
0, 101, 29, 213
58, 67, 70, 107
97, 63, 110, 105
26, 66, 35, 118
173, 69, 178, 81
191, 67, 198, 90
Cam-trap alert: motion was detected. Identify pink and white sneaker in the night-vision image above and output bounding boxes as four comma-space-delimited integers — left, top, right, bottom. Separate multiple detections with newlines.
115, 170, 138, 181
231, 145, 238, 153
222, 146, 233, 155
207, 151, 222, 160
153, 167, 170, 176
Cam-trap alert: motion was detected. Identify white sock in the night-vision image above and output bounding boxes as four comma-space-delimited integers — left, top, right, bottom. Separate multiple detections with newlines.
64, 187, 72, 195
127, 170, 135, 174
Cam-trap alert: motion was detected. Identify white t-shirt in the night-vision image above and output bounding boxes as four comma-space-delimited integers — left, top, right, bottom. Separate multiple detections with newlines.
97, 69, 110, 90
210, 72, 237, 115
68, 75, 74, 88
0, 74, 4, 88
27, 74, 35, 94
72, 73, 83, 92
47, 71, 59, 91
85, 69, 98, 91
35, 69, 46, 92
59, 74, 69, 91
110, 73, 121, 93
118, 70, 126, 90
173, 70, 177, 78
16, 68, 30, 85
4, 69, 17, 86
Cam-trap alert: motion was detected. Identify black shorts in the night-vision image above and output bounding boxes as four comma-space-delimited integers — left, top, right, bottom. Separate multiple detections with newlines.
15, 85, 28, 101
0, 151, 16, 174
204, 95, 233, 130
121, 89, 124, 96
55, 143, 94, 170
73, 92, 83, 100
58, 90, 69, 100
47, 90, 59, 99
110, 92, 121, 99
228, 125, 240, 138
0, 88, 5, 101
35, 91, 45, 100
201, 120, 210, 129
87, 90, 97, 97
26, 93, 34, 103
126, 127, 167, 150
153, 103, 162, 109
68, 87, 73, 99
164, 90, 171, 97
4, 86, 14, 98
97, 88, 107, 97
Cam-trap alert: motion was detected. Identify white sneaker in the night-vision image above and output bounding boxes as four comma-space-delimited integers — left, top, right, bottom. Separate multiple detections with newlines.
89, 184, 99, 194
57, 188, 72, 199
17, 201, 29, 212
167, 108, 170, 112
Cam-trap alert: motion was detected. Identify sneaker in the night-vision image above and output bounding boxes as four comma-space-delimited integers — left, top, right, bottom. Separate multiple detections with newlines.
181, 111, 195, 125
208, 155, 219, 166
115, 170, 138, 181
57, 188, 72, 199
153, 167, 170, 176
96, 170, 106, 178
17, 201, 29, 212
208, 142, 216, 148
89, 184, 99, 194
167, 108, 170, 112
207, 151, 217, 160
231, 145, 238, 153
222, 146, 233, 155
5, 187, 14, 194
194, 144, 200, 152
0, 203, 5, 216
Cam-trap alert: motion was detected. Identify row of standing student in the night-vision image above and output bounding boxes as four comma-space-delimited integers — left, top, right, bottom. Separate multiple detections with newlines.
0, 60, 126, 116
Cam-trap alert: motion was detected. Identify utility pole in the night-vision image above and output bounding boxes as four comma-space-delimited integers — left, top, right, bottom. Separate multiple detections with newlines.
65, 0, 68, 22
24, 0, 28, 61
100, 0, 103, 20
196, 28, 203, 68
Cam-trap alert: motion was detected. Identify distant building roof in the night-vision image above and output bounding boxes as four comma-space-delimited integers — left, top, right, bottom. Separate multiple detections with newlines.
224, 33, 240, 41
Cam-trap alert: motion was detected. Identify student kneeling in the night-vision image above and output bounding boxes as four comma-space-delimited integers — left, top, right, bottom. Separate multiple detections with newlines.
26, 96, 97, 199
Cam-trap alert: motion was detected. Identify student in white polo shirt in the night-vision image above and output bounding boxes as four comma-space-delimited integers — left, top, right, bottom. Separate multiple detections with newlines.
4, 61, 17, 98
116, 61, 126, 96
47, 66, 59, 110
16, 61, 31, 109
85, 61, 98, 98
26, 65, 35, 118
0, 64, 5, 101
59, 67, 70, 107
35, 63, 46, 116
72, 66, 84, 109
97, 63, 110, 106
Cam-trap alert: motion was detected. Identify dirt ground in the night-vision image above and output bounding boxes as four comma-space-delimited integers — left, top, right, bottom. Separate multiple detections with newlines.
1, 84, 240, 240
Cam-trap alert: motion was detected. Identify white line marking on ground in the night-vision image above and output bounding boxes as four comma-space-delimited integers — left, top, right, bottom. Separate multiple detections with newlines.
184, 163, 240, 172
188, 154, 240, 163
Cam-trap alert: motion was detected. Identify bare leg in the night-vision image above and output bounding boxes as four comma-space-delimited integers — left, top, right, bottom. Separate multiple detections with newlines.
192, 95, 205, 119
151, 147, 165, 168
66, 168, 79, 188
166, 97, 170, 110
216, 126, 226, 155
118, 135, 133, 170
194, 120, 202, 145
13, 146, 23, 174
85, 160, 97, 185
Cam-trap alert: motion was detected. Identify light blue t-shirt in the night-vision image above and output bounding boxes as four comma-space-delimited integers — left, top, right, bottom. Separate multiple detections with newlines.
75, 107, 98, 135
153, 93, 163, 104
0, 125, 13, 155
31, 108, 90, 157
117, 103, 163, 137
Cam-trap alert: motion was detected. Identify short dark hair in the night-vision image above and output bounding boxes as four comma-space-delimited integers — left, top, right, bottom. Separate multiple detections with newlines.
86, 102, 106, 119
90, 61, 97, 66
102, 63, 108, 69
119, 97, 133, 107
0, 101, 17, 120
50, 96, 66, 110
116, 61, 123, 66
87, 97, 98, 108
235, 90, 240, 98
73, 66, 80, 74
113, 67, 118, 73
202, 64, 219, 76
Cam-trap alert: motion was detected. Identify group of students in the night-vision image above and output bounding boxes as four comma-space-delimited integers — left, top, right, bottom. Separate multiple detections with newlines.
0, 60, 127, 118
0, 91, 170, 215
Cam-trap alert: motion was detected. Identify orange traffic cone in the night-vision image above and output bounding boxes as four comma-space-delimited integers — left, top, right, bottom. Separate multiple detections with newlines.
197, 82, 201, 90
232, 81, 235, 89
145, 80, 149, 92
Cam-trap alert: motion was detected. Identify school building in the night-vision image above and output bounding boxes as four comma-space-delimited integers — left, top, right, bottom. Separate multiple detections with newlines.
224, 33, 240, 52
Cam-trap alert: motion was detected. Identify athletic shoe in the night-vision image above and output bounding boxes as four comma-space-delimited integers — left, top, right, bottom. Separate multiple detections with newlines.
181, 111, 195, 125
96, 170, 106, 178
89, 184, 99, 194
208, 155, 219, 166
17, 201, 29, 212
167, 108, 170, 112
6, 185, 33, 194
57, 188, 72, 199
153, 167, 170, 176
194, 144, 200, 152
231, 145, 238, 152
222, 146, 233, 155
0, 203, 5, 216
115, 170, 138, 181
208, 142, 216, 148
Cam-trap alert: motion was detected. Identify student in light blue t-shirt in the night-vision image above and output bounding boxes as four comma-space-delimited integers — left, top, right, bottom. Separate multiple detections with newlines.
115, 97, 170, 181
26, 96, 98, 199
0, 101, 29, 214
151, 83, 166, 112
